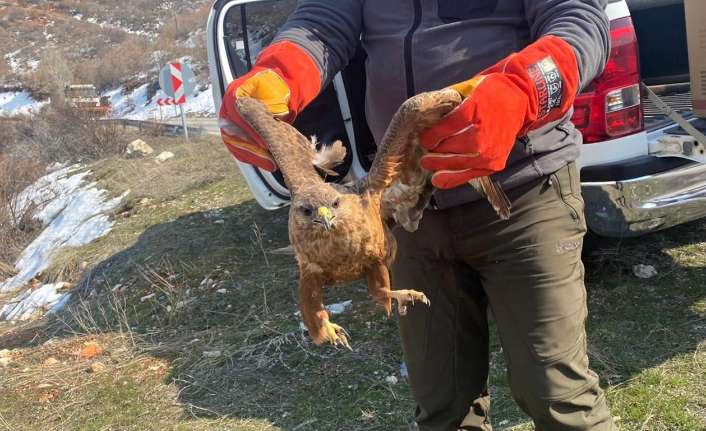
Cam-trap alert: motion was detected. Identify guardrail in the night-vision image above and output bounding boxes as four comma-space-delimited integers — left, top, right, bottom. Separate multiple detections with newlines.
1, 116, 207, 138
98, 118, 207, 138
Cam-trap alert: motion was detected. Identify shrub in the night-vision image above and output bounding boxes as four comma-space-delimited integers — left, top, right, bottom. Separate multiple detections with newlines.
27, 49, 74, 104
0, 154, 44, 267
86, 36, 151, 91
1, 106, 129, 164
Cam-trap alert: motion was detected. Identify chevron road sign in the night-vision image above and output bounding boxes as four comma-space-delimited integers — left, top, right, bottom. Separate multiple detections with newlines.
159, 62, 196, 101
159, 61, 196, 141
157, 98, 180, 106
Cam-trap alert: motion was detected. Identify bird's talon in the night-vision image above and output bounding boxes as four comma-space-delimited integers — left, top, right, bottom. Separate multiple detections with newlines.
390, 289, 431, 316
322, 321, 352, 350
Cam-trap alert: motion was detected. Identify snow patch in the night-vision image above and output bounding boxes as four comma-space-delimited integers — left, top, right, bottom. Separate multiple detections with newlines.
0, 165, 128, 316
0, 283, 71, 321
4, 49, 21, 74
83, 15, 156, 37
0, 91, 48, 117
105, 83, 215, 120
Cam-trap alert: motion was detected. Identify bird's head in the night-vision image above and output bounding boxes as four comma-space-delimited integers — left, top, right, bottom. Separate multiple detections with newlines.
291, 185, 355, 233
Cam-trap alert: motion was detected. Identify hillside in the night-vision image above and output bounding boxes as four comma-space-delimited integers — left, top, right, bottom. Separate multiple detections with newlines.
1, 0, 213, 118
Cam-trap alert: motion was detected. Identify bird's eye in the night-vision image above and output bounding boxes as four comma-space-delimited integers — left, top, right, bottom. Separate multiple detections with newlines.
332, 198, 340, 209
301, 206, 313, 217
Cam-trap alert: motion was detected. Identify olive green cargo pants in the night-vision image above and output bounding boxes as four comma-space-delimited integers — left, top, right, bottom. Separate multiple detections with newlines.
393, 163, 614, 431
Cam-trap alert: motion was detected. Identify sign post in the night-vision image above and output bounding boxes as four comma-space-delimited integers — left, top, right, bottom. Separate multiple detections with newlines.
179, 104, 189, 141
159, 61, 197, 142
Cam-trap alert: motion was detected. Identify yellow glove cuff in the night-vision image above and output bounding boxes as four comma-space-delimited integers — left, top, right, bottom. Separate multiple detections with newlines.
449, 75, 486, 98
236, 69, 292, 118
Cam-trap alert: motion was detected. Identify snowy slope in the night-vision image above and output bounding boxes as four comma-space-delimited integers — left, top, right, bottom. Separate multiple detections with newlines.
0, 91, 48, 117
105, 84, 215, 120
0, 165, 128, 321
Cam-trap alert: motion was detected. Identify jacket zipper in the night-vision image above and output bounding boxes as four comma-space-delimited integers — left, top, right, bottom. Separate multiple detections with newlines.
404, 0, 422, 98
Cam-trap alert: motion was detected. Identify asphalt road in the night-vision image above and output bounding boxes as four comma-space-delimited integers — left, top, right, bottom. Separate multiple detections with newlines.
164, 117, 220, 135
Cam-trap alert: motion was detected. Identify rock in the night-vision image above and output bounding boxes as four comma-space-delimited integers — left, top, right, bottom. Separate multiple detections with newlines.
140, 293, 156, 302
88, 362, 106, 373
202, 350, 222, 358
126, 139, 154, 157
385, 375, 398, 385
155, 151, 175, 163
200, 278, 215, 289
43, 357, 59, 366
38, 388, 59, 403
0, 357, 10, 367
216, 288, 227, 294
633, 264, 658, 279
79, 341, 103, 359
0, 349, 11, 358
326, 300, 352, 315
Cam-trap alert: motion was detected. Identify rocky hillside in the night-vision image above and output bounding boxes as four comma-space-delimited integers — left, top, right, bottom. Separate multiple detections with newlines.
1, 0, 212, 99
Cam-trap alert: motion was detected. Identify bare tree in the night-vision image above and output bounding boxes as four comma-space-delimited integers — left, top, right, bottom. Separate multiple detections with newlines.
29, 48, 75, 104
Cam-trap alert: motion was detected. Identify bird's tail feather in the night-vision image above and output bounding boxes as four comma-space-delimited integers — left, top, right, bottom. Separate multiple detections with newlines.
474, 177, 511, 220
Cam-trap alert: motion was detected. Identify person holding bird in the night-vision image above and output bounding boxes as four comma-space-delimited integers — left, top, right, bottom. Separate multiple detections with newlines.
219, 1, 614, 430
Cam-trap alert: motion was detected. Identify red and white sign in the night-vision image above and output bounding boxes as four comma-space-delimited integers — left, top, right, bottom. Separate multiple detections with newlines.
158, 61, 195, 104
157, 97, 181, 106
170, 62, 186, 105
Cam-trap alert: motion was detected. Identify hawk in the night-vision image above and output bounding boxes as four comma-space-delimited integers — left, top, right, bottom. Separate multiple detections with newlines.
236, 90, 509, 348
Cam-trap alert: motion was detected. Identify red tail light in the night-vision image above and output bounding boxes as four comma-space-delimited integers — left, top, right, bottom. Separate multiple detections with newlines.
572, 17, 644, 143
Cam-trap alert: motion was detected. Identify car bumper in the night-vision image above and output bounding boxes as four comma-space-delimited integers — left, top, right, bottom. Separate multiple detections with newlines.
581, 161, 706, 237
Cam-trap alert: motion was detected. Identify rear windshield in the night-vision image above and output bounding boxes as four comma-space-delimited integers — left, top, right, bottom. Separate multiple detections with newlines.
223, 1, 297, 78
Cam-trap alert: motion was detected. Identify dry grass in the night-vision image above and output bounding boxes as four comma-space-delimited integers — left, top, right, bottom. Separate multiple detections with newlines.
0, 135, 704, 430
2, 107, 129, 163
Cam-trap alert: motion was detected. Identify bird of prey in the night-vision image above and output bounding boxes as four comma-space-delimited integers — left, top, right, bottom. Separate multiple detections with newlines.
236, 89, 509, 348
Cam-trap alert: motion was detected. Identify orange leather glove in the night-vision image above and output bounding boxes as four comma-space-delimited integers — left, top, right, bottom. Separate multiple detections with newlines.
219, 41, 321, 171
419, 36, 580, 189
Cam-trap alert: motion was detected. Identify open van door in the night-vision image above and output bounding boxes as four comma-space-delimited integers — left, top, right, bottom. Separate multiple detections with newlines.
207, 0, 375, 209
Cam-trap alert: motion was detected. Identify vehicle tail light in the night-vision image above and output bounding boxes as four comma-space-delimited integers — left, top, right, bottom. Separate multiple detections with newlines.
571, 17, 644, 143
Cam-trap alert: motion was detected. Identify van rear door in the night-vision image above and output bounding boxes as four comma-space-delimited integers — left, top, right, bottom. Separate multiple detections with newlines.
207, 0, 374, 209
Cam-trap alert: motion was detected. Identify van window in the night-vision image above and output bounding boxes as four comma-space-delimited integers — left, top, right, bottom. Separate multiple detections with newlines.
223, 1, 297, 78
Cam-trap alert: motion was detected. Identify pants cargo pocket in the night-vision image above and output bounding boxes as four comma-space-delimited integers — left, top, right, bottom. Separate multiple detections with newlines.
549, 163, 586, 230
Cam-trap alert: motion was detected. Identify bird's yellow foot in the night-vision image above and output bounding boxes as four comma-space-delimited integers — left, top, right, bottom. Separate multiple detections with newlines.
390, 290, 431, 316
321, 320, 352, 350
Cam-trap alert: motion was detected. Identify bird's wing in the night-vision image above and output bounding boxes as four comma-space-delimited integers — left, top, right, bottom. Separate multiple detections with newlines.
364, 89, 462, 194
362, 89, 461, 231
236, 98, 346, 193
365, 89, 512, 231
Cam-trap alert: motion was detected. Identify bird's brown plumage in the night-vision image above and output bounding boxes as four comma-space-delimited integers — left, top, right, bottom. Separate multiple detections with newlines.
236, 91, 510, 347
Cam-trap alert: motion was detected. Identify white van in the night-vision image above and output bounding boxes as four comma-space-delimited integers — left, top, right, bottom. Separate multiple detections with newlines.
207, 0, 706, 238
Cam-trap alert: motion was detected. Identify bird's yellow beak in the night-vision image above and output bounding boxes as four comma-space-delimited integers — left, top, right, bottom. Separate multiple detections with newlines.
316, 206, 335, 230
